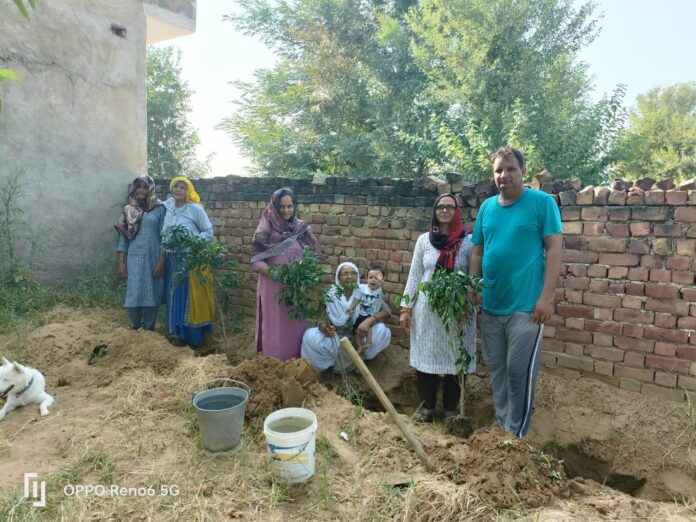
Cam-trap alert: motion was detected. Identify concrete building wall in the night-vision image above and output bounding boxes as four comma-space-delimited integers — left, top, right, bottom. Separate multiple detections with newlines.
0, 0, 195, 280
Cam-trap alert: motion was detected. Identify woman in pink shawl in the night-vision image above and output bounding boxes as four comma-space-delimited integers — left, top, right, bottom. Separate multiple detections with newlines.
251, 188, 322, 360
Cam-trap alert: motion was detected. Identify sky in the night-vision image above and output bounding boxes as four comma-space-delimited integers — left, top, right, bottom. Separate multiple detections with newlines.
158, 0, 696, 178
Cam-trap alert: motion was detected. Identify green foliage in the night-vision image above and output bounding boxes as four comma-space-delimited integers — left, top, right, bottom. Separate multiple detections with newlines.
267, 246, 330, 321
147, 46, 211, 179
162, 225, 241, 322
417, 269, 483, 375
223, 0, 623, 183
612, 82, 696, 183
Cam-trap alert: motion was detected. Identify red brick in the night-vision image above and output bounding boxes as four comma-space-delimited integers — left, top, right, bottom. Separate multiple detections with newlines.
689, 225, 696, 238
654, 372, 678, 387
614, 336, 655, 352
649, 269, 672, 282
666, 256, 692, 270
563, 250, 599, 263
675, 207, 696, 223
593, 333, 614, 346
630, 222, 651, 236
677, 239, 696, 256
654, 224, 684, 237
672, 271, 695, 285
615, 365, 654, 382
655, 313, 677, 329
565, 277, 590, 290
583, 223, 605, 235
614, 309, 654, 325
589, 279, 609, 293
678, 375, 696, 391
594, 308, 614, 321
677, 346, 696, 361
589, 345, 625, 362
556, 304, 595, 319
565, 318, 585, 330
645, 284, 680, 300
646, 354, 691, 374
583, 293, 622, 308
557, 328, 593, 343
678, 317, 696, 329
645, 190, 665, 205
586, 320, 623, 335
665, 189, 688, 205
655, 342, 677, 357
581, 207, 608, 221
547, 314, 565, 327
563, 223, 583, 235
587, 264, 608, 278
562, 207, 581, 220
564, 235, 586, 249
565, 343, 585, 356
543, 339, 565, 353
607, 267, 629, 279
610, 283, 626, 294
628, 266, 650, 281
566, 264, 588, 277
628, 239, 650, 254
621, 296, 644, 310
644, 327, 689, 344
609, 208, 631, 221
556, 353, 595, 372
645, 299, 690, 316
623, 324, 645, 338
623, 352, 646, 368
632, 207, 670, 221
564, 289, 584, 304
682, 288, 696, 301
594, 360, 615, 376
625, 283, 645, 296
606, 223, 630, 237
598, 253, 639, 266
640, 255, 664, 268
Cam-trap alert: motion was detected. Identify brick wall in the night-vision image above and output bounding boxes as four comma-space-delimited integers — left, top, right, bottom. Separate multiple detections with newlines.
158, 175, 696, 400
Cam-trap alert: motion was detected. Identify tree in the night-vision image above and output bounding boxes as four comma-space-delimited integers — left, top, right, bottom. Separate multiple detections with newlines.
220, 0, 435, 178
405, 0, 625, 183
147, 46, 211, 179
612, 82, 696, 183
222, 0, 624, 183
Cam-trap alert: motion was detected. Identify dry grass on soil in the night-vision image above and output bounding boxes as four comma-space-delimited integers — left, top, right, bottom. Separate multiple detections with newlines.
0, 307, 695, 521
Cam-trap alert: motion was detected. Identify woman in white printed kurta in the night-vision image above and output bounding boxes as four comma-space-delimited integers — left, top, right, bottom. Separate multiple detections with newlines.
400, 194, 477, 421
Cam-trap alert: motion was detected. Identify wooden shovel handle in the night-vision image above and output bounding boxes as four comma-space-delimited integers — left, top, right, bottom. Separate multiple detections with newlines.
339, 337, 434, 472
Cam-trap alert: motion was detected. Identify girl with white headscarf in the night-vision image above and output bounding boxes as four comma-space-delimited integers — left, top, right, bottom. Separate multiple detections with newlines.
301, 262, 392, 373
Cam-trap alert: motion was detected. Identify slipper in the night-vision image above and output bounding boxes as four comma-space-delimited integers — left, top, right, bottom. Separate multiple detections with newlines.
411, 409, 434, 423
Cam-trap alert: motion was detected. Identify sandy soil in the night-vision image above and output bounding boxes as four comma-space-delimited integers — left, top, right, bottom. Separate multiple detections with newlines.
0, 307, 694, 520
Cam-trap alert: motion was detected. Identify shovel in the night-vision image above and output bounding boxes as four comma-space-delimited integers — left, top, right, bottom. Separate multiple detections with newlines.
339, 337, 434, 472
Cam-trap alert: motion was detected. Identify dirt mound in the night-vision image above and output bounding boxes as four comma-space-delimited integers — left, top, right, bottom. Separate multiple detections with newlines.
438, 427, 568, 508
23, 318, 193, 388
222, 355, 320, 420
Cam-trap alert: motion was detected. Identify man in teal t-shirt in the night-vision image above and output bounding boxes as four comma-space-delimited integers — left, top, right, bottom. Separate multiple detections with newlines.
470, 147, 562, 438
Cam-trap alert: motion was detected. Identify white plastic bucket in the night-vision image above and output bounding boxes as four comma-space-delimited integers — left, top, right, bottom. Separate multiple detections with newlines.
263, 407, 317, 484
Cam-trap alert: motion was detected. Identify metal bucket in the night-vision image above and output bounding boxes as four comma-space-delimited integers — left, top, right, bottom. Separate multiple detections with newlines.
192, 378, 250, 453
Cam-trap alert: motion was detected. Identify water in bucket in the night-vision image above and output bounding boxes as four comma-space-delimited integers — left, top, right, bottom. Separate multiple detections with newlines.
264, 407, 317, 483
192, 379, 250, 453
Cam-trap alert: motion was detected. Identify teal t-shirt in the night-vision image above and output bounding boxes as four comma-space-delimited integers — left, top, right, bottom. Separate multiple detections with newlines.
472, 188, 562, 315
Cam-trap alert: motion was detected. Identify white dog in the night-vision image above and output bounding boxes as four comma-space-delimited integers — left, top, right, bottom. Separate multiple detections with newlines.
0, 357, 54, 421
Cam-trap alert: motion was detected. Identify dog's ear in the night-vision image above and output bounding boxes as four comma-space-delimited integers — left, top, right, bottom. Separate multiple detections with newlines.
12, 362, 22, 373
1, 357, 9, 366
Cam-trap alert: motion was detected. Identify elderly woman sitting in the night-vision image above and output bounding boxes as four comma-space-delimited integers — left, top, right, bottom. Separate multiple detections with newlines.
301, 262, 392, 373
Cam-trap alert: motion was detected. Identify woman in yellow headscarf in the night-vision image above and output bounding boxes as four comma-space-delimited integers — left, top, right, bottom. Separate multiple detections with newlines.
162, 176, 215, 348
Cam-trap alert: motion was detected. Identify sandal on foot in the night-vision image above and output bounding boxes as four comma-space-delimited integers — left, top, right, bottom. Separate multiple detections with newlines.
443, 410, 458, 419
412, 409, 434, 423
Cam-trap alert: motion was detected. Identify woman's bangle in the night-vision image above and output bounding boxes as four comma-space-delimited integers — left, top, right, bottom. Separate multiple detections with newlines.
399, 308, 412, 315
